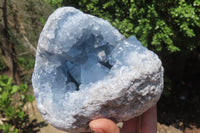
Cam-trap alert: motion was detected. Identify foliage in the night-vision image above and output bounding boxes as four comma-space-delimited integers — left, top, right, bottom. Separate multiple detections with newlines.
46, 0, 63, 8
0, 56, 6, 71
40, 17, 46, 26
0, 75, 46, 133
61, 0, 200, 54
17, 56, 35, 70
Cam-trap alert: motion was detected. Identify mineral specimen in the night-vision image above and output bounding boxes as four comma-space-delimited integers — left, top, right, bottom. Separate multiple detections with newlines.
32, 7, 164, 133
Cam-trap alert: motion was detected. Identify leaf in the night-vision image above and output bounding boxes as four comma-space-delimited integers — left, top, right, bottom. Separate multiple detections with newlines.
20, 84, 28, 92
1, 91, 9, 101
20, 95, 25, 100
18, 111, 25, 119
167, 45, 180, 52
11, 85, 19, 95
0, 79, 7, 87
6, 77, 12, 86
4, 107, 15, 119
103, 1, 115, 9
40, 17, 46, 26
194, 0, 200, 6
27, 95, 35, 103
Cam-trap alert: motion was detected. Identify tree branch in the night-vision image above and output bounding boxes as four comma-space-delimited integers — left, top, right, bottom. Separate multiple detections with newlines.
1, 0, 21, 84
3, 0, 8, 32
22, 36, 36, 57
17, 51, 32, 56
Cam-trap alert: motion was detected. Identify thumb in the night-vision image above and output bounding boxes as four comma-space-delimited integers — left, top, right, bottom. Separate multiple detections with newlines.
89, 118, 120, 133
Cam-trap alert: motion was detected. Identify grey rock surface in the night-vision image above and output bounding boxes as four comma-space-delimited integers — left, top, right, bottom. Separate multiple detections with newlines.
32, 7, 164, 133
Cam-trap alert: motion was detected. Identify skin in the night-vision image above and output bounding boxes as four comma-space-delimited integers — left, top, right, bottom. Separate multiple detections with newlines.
89, 105, 157, 133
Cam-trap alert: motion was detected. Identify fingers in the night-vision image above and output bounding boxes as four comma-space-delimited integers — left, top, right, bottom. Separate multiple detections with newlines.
89, 105, 157, 133
141, 105, 157, 133
121, 105, 157, 133
121, 116, 140, 133
89, 118, 120, 133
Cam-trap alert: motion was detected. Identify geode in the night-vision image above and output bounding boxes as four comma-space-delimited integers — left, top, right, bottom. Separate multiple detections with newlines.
32, 7, 163, 133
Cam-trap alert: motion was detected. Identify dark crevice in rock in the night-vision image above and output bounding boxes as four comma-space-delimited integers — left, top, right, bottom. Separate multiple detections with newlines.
67, 71, 80, 91
99, 61, 113, 69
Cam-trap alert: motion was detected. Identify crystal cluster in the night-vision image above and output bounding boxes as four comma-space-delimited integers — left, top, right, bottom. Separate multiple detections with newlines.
32, 7, 164, 133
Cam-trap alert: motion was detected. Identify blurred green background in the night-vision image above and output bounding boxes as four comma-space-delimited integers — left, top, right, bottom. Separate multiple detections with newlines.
0, 0, 199, 132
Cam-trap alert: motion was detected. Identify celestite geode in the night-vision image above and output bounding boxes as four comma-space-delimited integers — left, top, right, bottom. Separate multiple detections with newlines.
32, 7, 164, 133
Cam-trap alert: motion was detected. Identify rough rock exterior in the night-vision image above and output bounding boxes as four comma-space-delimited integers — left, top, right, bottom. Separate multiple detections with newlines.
32, 7, 164, 133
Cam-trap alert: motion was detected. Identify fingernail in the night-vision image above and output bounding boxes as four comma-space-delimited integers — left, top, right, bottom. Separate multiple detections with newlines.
91, 128, 104, 133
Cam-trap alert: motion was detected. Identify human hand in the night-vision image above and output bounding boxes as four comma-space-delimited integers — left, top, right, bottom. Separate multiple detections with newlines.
89, 105, 157, 133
